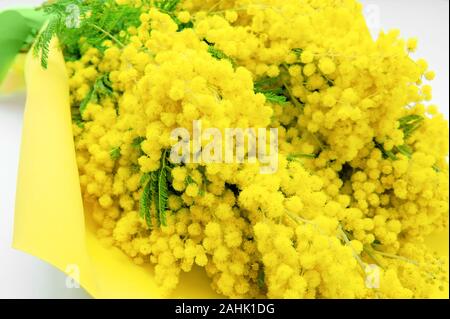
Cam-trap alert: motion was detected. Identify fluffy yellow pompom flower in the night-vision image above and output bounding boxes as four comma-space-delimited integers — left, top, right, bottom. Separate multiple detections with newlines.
318, 58, 336, 75
301, 50, 315, 64
407, 37, 418, 52
177, 11, 190, 24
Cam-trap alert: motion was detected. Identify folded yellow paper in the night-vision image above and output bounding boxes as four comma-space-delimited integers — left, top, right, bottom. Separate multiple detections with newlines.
12, 39, 448, 299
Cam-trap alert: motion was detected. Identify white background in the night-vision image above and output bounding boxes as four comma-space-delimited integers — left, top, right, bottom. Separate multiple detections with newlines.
0, 0, 449, 299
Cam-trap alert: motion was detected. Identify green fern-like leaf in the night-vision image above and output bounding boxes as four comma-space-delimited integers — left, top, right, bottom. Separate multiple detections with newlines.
157, 168, 169, 227
33, 18, 60, 68
257, 265, 265, 290
149, 170, 159, 225
207, 44, 236, 66
254, 77, 288, 105
254, 77, 281, 89
140, 179, 153, 228
79, 75, 113, 115
154, 0, 192, 31
139, 170, 164, 229
207, 46, 227, 60
260, 91, 287, 105
375, 115, 425, 162
157, 151, 170, 227
140, 172, 151, 187
35, 0, 142, 68
154, 0, 181, 12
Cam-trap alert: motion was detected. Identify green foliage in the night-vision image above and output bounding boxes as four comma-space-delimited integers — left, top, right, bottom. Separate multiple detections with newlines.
154, 0, 182, 12
140, 173, 154, 228
110, 147, 121, 160
71, 108, 84, 128
207, 45, 236, 66
398, 114, 424, 139
207, 45, 228, 60
140, 172, 151, 187
175, 19, 194, 31
132, 136, 146, 157
139, 151, 171, 228
374, 140, 397, 161
257, 265, 265, 290
292, 48, 303, 58
33, 18, 60, 69
395, 144, 413, 158
184, 175, 195, 186
259, 90, 288, 105
374, 114, 440, 172
132, 136, 146, 148
25, 0, 189, 69
375, 115, 424, 161
157, 163, 169, 227
154, 0, 192, 31
254, 77, 280, 88
254, 77, 288, 105
149, 171, 159, 217
34, 0, 143, 68
131, 163, 141, 174
79, 74, 113, 115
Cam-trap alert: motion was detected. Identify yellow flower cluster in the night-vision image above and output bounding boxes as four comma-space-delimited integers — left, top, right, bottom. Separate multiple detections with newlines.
67, 0, 448, 298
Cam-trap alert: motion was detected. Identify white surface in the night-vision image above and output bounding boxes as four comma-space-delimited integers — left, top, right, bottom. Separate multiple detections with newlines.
0, 0, 449, 299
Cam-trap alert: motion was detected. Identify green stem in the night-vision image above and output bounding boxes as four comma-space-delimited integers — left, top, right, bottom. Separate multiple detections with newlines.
207, 0, 227, 13
89, 23, 125, 48
338, 224, 366, 271
309, 132, 326, 152
278, 65, 303, 108
283, 80, 304, 109
285, 210, 313, 225
370, 250, 419, 266
363, 246, 385, 270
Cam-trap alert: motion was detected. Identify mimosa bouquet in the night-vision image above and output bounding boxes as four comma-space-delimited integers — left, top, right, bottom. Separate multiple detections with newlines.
2, 0, 448, 298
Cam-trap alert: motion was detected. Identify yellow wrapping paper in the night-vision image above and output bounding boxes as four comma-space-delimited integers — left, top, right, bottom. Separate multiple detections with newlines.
12, 40, 448, 299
